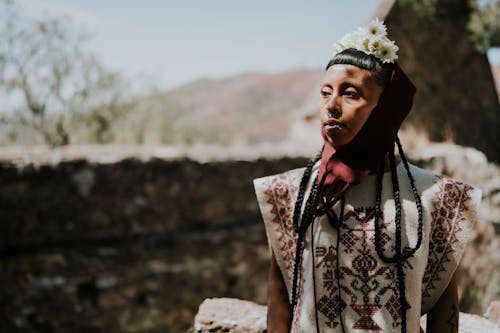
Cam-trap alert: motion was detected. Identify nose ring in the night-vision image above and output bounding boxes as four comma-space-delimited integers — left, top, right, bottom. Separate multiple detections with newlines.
327, 109, 341, 119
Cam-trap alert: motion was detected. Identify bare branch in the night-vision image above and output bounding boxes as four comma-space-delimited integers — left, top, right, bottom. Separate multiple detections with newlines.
0, 2, 132, 146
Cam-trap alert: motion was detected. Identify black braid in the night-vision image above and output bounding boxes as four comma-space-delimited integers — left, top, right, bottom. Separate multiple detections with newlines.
290, 231, 304, 310
373, 137, 424, 333
389, 148, 403, 257
290, 148, 322, 310
396, 137, 424, 256
374, 156, 386, 257
390, 149, 408, 333
310, 220, 321, 333
293, 147, 324, 232
290, 138, 423, 333
397, 261, 407, 333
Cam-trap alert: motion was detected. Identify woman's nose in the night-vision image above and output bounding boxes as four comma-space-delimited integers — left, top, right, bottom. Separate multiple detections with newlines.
325, 94, 341, 117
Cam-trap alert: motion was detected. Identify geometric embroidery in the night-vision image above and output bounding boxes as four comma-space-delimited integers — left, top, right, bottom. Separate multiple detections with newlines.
421, 177, 473, 302
340, 230, 359, 253
385, 294, 400, 321
263, 171, 300, 282
317, 294, 346, 328
315, 245, 346, 328
352, 304, 382, 330
258, 168, 477, 331
344, 206, 377, 224
314, 206, 409, 330
260, 169, 305, 333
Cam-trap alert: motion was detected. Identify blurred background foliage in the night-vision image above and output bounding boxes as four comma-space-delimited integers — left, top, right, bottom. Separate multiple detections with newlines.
400, 0, 500, 51
0, 0, 130, 146
0, 0, 190, 146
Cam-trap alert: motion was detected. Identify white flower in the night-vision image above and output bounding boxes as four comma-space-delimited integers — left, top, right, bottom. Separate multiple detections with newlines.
375, 39, 399, 63
362, 34, 383, 53
366, 17, 387, 38
333, 31, 362, 55
331, 18, 398, 63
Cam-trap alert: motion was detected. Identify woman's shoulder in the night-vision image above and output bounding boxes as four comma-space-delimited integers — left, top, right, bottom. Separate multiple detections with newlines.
406, 163, 482, 214
403, 162, 439, 183
253, 166, 307, 193
253, 160, 321, 194
406, 162, 480, 192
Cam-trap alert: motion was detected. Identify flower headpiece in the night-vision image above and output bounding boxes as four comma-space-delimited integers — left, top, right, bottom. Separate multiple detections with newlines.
333, 18, 398, 64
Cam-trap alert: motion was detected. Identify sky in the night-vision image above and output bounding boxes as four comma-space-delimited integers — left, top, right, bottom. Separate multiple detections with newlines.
14, 0, 500, 90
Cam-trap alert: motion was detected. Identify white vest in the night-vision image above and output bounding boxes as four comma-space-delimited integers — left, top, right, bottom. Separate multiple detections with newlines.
254, 162, 481, 333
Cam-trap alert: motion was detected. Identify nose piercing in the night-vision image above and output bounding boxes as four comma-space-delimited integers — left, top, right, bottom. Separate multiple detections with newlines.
327, 109, 341, 118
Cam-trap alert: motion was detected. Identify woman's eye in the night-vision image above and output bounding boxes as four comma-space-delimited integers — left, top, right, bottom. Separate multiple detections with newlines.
344, 90, 359, 98
320, 90, 331, 97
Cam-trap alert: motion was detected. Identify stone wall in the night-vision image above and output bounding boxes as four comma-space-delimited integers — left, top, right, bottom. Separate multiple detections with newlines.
0, 144, 498, 332
193, 298, 500, 333
0, 146, 308, 333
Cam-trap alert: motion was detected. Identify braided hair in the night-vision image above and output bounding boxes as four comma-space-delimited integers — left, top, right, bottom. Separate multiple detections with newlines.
290, 49, 423, 333
290, 148, 322, 310
291, 139, 423, 333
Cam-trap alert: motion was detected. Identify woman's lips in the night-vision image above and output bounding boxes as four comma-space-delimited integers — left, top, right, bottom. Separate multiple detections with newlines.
323, 119, 345, 132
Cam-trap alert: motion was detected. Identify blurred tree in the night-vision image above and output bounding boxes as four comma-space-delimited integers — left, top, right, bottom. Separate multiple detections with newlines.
468, 0, 500, 50
0, 0, 131, 146
399, 0, 500, 52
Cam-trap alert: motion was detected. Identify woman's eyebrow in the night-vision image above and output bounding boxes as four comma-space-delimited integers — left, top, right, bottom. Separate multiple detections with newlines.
340, 81, 362, 91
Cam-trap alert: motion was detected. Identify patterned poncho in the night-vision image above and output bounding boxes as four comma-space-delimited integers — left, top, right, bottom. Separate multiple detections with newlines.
254, 162, 481, 333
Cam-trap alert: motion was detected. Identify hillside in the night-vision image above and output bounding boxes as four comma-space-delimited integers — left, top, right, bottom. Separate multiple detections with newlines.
4, 65, 499, 148
111, 70, 323, 146
115, 64, 500, 148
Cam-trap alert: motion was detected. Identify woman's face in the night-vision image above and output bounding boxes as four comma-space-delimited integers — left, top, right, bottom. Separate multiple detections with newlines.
318, 64, 384, 147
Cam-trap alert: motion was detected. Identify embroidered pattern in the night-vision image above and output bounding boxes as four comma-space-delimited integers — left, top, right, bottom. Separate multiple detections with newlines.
314, 206, 411, 330
263, 171, 300, 280
259, 169, 477, 331
315, 245, 347, 328
421, 177, 473, 302
261, 170, 304, 333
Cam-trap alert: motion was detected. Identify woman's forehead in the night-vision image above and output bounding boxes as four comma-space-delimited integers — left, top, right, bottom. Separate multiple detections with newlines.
322, 64, 373, 85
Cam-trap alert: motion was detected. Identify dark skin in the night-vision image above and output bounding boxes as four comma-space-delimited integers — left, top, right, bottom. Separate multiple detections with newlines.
267, 251, 291, 333
426, 272, 459, 333
267, 254, 460, 332
266, 64, 460, 332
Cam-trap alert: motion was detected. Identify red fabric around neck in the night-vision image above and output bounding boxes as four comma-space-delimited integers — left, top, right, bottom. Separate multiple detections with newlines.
316, 63, 416, 207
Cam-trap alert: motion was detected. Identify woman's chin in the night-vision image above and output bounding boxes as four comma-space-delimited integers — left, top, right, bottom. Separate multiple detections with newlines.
325, 134, 350, 147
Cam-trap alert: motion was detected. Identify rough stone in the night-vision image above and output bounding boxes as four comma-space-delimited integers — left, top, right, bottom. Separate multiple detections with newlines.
486, 301, 500, 328
194, 298, 500, 333
0, 141, 499, 332
0, 147, 309, 333
194, 298, 266, 333
373, 0, 500, 163
422, 311, 500, 332
407, 140, 500, 312
458, 313, 500, 332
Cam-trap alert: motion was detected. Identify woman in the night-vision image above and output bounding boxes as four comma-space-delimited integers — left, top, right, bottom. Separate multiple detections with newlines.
254, 19, 481, 333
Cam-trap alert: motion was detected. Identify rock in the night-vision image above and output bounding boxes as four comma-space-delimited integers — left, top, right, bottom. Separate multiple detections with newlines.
374, 0, 500, 163
458, 312, 500, 332
1, 141, 499, 332
196, 298, 500, 333
406, 140, 500, 312
485, 301, 500, 328
194, 298, 266, 333
421, 310, 500, 332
